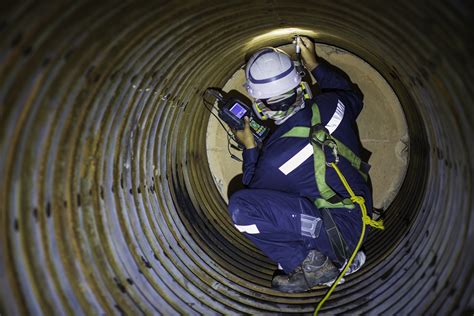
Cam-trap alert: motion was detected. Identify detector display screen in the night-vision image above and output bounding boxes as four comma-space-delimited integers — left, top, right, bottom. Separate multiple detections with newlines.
229, 102, 246, 119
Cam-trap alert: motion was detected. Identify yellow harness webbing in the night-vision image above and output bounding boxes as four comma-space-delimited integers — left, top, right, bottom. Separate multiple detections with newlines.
314, 162, 384, 315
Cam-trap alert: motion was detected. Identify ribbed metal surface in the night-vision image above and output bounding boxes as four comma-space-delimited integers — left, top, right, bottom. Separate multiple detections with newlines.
0, 1, 472, 314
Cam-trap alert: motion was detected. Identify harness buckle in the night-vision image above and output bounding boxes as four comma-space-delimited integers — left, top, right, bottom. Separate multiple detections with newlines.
310, 124, 329, 145
322, 139, 339, 166
310, 124, 339, 166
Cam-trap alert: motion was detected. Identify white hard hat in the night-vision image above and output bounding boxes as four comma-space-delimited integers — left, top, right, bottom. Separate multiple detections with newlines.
244, 48, 301, 99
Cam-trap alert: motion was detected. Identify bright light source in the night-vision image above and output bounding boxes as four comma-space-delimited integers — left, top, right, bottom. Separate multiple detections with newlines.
246, 27, 318, 48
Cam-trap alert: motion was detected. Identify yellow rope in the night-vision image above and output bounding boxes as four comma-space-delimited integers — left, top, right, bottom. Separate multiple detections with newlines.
314, 163, 384, 315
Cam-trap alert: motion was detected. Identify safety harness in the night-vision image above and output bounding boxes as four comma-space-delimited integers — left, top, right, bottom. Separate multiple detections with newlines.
281, 103, 371, 209
281, 102, 383, 260
280, 101, 384, 315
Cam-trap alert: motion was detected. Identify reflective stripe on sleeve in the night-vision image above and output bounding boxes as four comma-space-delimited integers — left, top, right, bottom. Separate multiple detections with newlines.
325, 100, 345, 134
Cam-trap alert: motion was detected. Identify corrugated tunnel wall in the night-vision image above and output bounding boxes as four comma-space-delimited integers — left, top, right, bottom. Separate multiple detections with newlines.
0, 1, 473, 315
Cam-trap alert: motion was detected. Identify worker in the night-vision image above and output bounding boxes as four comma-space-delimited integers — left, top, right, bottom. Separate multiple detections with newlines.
228, 36, 373, 293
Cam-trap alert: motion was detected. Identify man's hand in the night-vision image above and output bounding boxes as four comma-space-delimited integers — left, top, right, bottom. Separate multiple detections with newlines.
299, 36, 319, 71
232, 117, 256, 149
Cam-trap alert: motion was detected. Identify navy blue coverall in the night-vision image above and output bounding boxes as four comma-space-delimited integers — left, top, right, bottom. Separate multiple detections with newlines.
228, 61, 373, 273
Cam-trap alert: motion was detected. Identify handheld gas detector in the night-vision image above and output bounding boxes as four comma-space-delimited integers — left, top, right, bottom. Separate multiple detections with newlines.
203, 88, 269, 146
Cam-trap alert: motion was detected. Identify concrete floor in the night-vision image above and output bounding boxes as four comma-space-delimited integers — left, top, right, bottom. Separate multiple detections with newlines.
206, 43, 408, 210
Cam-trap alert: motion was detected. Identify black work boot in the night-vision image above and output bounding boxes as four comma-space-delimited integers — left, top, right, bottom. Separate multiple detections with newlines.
271, 250, 339, 293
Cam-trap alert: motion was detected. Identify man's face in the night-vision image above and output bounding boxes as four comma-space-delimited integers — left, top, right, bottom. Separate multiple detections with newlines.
255, 87, 305, 124
261, 88, 298, 112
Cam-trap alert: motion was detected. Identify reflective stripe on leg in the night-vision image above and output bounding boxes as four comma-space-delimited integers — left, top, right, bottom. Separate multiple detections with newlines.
234, 224, 260, 234
301, 214, 323, 238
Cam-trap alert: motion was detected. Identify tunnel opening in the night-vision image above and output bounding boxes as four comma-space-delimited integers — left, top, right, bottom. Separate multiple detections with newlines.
1, 1, 472, 315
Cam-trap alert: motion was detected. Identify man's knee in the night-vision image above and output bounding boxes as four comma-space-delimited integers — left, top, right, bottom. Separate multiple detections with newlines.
228, 189, 262, 235
228, 189, 255, 224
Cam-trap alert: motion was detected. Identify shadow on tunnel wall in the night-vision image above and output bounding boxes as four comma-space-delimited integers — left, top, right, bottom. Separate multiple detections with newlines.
0, 1, 473, 315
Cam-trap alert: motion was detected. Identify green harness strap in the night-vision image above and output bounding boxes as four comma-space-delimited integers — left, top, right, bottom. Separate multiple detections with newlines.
281, 103, 368, 209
